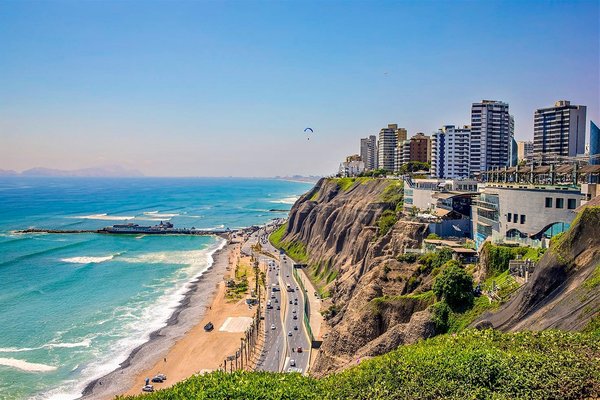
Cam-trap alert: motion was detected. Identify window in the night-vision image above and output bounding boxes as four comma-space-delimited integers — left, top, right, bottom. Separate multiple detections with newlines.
545, 197, 553, 208
513, 214, 518, 223
520, 215, 526, 224
556, 198, 564, 209
568, 199, 576, 210
507, 213, 512, 222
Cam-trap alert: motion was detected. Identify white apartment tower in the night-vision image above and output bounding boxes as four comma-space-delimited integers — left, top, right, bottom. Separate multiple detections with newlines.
431, 125, 471, 178
360, 135, 378, 170
533, 100, 586, 161
377, 124, 398, 172
470, 100, 512, 175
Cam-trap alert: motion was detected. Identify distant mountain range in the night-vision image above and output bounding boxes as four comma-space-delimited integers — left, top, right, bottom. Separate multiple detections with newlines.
0, 166, 144, 178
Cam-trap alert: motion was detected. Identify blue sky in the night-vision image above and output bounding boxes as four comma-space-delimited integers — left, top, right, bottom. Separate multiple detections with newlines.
1, 0, 598, 176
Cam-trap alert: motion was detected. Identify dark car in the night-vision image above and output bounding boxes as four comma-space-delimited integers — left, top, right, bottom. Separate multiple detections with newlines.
204, 322, 214, 332
293, 315, 298, 320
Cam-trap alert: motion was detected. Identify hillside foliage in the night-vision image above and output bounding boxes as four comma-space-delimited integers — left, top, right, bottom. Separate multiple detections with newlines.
120, 330, 599, 400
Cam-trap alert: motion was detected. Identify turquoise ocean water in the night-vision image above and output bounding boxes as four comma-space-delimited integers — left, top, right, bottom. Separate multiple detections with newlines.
0, 177, 312, 399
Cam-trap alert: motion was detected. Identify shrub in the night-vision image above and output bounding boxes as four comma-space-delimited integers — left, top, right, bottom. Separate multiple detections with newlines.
418, 248, 453, 274
377, 210, 398, 237
426, 233, 441, 239
397, 253, 417, 263
433, 263, 474, 309
430, 301, 451, 333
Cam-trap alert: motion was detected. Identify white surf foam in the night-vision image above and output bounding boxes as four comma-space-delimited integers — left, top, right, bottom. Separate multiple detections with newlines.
0, 357, 57, 372
0, 339, 92, 353
67, 214, 134, 221
40, 238, 227, 400
269, 196, 299, 205
61, 255, 117, 264
142, 211, 181, 218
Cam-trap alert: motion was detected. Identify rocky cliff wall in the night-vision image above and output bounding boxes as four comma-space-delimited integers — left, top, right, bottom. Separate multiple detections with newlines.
280, 178, 434, 375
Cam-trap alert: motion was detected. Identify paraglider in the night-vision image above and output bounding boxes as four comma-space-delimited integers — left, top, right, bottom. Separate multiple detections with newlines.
304, 127, 314, 140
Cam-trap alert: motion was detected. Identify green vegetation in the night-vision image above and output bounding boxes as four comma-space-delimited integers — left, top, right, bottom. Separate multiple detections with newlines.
396, 253, 417, 263
269, 223, 287, 248
426, 233, 441, 239
308, 190, 320, 201
433, 261, 474, 309
377, 210, 398, 237
583, 263, 600, 289
121, 330, 599, 400
357, 168, 388, 178
417, 248, 453, 275
482, 242, 545, 276
396, 161, 430, 174
379, 182, 404, 211
336, 177, 356, 191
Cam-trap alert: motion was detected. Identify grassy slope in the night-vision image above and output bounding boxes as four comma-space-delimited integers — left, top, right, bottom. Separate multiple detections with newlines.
119, 330, 599, 400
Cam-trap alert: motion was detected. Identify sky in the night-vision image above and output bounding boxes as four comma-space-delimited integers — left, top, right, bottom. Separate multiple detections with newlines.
0, 0, 598, 177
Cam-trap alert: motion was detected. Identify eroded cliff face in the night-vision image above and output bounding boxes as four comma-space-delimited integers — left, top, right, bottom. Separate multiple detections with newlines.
480, 206, 600, 332
281, 178, 434, 375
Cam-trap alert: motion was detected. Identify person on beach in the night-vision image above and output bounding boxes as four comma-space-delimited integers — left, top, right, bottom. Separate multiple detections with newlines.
145, 377, 149, 385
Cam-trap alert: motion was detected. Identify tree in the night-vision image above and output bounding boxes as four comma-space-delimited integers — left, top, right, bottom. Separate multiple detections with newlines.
433, 262, 474, 308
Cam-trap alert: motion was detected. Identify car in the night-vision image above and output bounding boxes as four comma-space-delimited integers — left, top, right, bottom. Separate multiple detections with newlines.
293, 325, 298, 330
274, 298, 278, 303
288, 331, 292, 336
276, 305, 280, 310
289, 359, 296, 367
297, 347, 303, 353
293, 315, 298, 320
271, 294, 275, 299
289, 300, 293, 304
156, 373, 167, 381
203, 322, 214, 332
151, 376, 164, 383
142, 385, 154, 392
271, 324, 276, 330
292, 309, 297, 314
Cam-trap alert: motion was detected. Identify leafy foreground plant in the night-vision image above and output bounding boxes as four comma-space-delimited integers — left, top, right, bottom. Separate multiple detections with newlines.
119, 330, 599, 400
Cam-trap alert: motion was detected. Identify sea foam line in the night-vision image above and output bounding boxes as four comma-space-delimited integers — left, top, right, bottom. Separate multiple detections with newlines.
0, 357, 57, 372
67, 214, 134, 221
61, 254, 119, 264
0, 339, 92, 353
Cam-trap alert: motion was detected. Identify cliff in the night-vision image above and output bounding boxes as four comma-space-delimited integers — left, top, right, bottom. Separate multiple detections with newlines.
479, 206, 600, 331
277, 178, 436, 375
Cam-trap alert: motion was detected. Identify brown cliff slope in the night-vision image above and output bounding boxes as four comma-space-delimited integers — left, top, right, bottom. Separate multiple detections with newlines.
479, 206, 600, 331
279, 178, 435, 375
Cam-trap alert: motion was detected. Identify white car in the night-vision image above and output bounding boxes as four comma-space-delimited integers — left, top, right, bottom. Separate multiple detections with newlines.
142, 385, 154, 392
288, 331, 292, 336
271, 324, 276, 330
289, 359, 296, 367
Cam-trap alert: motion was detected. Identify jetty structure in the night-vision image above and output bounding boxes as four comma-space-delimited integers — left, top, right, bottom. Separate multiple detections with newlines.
16, 221, 233, 236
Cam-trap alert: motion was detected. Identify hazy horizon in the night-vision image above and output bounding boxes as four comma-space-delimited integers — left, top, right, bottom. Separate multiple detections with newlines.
1, 0, 598, 177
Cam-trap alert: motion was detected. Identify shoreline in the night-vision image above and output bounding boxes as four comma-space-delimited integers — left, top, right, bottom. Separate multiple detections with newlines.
80, 237, 232, 399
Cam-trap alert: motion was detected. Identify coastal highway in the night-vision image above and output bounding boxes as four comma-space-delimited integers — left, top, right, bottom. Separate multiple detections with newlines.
260, 228, 311, 374
245, 225, 311, 374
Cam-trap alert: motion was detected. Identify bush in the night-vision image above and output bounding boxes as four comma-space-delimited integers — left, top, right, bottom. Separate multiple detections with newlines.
430, 301, 451, 333
426, 233, 441, 239
397, 253, 418, 263
433, 263, 474, 309
418, 248, 453, 274
377, 210, 398, 237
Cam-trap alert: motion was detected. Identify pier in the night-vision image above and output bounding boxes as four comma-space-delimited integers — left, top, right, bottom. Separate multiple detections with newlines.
17, 228, 232, 236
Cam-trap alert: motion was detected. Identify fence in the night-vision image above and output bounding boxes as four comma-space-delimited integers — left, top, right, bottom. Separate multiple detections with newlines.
221, 300, 263, 372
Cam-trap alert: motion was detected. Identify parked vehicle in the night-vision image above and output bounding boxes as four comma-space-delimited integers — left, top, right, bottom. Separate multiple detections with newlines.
204, 322, 214, 332
142, 385, 154, 392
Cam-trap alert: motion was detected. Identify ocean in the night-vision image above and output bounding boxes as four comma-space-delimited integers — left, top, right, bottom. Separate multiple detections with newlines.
0, 177, 312, 399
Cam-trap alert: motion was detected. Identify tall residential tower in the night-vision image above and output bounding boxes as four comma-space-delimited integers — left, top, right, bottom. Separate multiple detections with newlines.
533, 100, 586, 162
470, 100, 512, 175
360, 135, 377, 170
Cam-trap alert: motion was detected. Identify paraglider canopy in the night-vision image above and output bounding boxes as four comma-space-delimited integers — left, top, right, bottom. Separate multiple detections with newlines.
304, 127, 314, 140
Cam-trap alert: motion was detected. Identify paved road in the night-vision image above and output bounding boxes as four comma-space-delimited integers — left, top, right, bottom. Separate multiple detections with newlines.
259, 226, 311, 374
246, 224, 311, 374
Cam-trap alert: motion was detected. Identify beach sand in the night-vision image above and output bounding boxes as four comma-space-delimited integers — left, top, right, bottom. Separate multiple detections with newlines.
120, 239, 263, 396
82, 237, 242, 399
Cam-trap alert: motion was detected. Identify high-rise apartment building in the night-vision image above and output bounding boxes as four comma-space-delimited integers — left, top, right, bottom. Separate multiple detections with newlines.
431, 125, 471, 178
517, 141, 533, 162
377, 124, 398, 171
470, 100, 512, 175
590, 121, 600, 166
409, 133, 431, 163
360, 135, 377, 170
533, 100, 587, 162
396, 127, 407, 143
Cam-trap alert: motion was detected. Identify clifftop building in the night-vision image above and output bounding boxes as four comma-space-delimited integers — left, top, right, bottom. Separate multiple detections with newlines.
431, 125, 470, 179
360, 135, 377, 170
470, 100, 512, 175
377, 124, 399, 172
533, 100, 586, 162
409, 133, 432, 163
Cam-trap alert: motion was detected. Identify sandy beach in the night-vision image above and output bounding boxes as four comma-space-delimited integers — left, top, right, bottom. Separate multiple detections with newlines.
81, 231, 266, 399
